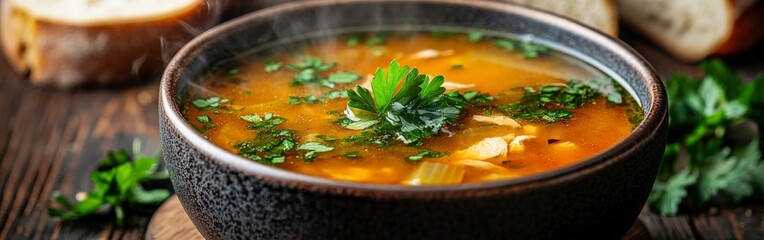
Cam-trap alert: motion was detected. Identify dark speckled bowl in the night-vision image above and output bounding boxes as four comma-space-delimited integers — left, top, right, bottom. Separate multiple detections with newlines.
159, 0, 668, 239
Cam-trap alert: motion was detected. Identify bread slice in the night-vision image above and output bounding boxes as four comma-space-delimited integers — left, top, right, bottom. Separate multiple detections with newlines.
0, 0, 222, 88
504, 0, 619, 36
618, 0, 764, 61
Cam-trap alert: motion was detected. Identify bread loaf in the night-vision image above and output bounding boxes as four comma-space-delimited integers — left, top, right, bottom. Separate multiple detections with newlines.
618, 0, 764, 61
0, 0, 223, 88
504, 0, 619, 36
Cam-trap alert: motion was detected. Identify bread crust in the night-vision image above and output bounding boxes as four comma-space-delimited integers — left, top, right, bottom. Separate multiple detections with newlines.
714, 0, 764, 56
1, 0, 220, 88
620, 0, 762, 61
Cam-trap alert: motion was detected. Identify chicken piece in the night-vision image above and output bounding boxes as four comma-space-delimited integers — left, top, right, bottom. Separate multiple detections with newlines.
472, 115, 522, 128
407, 49, 456, 60
454, 137, 508, 160
508, 135, 536, 153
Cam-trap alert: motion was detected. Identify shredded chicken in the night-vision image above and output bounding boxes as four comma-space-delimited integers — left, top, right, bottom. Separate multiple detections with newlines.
472, 115, 522, 128
323, 167, 394, 182
441, 81, 476, 90
508, 135, 536, 153
408, 49, 455, 60
454, 137, 508, 160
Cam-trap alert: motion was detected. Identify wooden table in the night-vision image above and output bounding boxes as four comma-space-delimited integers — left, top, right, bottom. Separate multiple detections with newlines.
1, 25, 763, 239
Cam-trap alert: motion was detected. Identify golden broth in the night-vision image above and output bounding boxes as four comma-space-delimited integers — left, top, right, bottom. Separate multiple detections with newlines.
183, 31, 642, 185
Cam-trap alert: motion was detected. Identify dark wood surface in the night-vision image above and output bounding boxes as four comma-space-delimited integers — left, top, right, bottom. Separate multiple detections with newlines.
1, 22, 763, 239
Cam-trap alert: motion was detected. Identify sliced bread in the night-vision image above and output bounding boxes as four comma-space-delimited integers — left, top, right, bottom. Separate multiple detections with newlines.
0, 0, 223, 88
618, 0, 764, 61
504, 0, 619, 36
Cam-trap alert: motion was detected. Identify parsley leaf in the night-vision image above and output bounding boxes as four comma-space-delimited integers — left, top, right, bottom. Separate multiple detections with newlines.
48, 139, 169, 226
265, 60, 283, 72
406, 150, 447, 162
235, 113, 296, 165
285, 56, 360, 88
649, 59, 764, 215
192, 97, 229, 110
366, 32, 390, 46
345, 60, 477, 145
495, 80, 623, 122
467, 31, 484, 42
297, 142, 334, 161
327, 72, 361, 83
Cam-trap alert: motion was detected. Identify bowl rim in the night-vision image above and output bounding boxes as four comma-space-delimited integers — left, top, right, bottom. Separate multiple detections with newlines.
160, 0, 667, 198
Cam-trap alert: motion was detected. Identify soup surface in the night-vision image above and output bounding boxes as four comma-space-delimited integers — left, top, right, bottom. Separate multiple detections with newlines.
183, 30, 643, 185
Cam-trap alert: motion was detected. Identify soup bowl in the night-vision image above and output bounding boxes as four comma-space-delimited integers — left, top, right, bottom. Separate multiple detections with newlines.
159, 0, 667, 239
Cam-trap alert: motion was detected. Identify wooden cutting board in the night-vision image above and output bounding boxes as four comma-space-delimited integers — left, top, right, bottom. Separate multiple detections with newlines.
146, 195, 649, 239
145, 196, 203, 240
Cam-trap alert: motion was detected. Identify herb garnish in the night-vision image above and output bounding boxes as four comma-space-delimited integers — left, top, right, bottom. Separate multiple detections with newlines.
236, 113, 337, 164
495, 80, 624, 122
648, 59, 764, 215
406, 150, 447, 162
235, 113, 297, 165
343, 151, 360, 158
49, 140, 170, 226
285, 57, 361, 88
192, 97, 229, 110
344, 60, 490, 146
196, 115, 212, 123
297, 142, 334, 161
346, 36, 360, 46
264, 60, 283, 72
289, 90, 349, 105
467, 31, 484, 42
366, 32, 390, 46
493, 37, 552, 58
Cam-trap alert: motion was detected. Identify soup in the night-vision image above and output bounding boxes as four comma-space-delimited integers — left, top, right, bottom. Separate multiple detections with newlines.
182, 30, 643, 185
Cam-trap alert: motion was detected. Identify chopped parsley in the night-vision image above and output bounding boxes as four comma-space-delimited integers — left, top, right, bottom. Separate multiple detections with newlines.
467, 31, 484, 42
520, 41, 551, 58
191, 97, 229, 110
495, 38, 515, 51
285, 57, 361, 88
406, 150, 447, 162
495, 80, 624, 122
196, 115, 212, 123
316, 135, 339, 142
344, 60, 490, 146
264, 60, 283, 72
236, 113, 338, 164
235, 113, 297, 165
366, 32, 390, 46
297, 142, 334, 161
289, 90, 349, 105
346, 36, 360, 46
327, 72, 361, 83
494, 37, 553, 58
343, 151, 360, 158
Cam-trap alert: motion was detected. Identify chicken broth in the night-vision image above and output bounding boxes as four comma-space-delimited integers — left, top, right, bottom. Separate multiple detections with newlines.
183, 30, 643, 185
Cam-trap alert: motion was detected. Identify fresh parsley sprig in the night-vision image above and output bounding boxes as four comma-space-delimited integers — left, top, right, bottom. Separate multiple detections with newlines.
345, 60, 469, 145
236, 113, 336, 164
49, 140, 170, 227
494, 79, 624, 122
648, 59, 764, 215
285, 56, 360, 87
